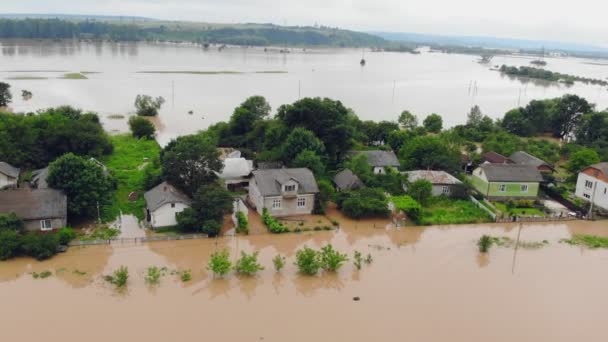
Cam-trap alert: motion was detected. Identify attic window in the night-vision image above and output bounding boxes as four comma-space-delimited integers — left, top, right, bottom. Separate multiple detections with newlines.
284, 185, 296, 192
171, 203, 176, 208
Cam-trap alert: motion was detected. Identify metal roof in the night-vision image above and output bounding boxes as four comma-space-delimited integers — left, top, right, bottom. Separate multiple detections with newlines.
144, 181, 191, 212
480, 164, 543, 182
252, 168, 319, 196
0, 189, 67, 220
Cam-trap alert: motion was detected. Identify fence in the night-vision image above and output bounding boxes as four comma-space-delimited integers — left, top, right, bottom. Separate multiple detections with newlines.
469, 196, 496, 220
495, 216, 577, 224
69, 234, 209, 246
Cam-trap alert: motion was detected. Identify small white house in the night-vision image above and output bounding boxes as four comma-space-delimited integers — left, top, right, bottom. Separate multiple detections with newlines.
348, 150, 400, 174
575, 162, 608, 211
144, 182, 191, 228
402, 170, 463, 197
0, 162, 20, 189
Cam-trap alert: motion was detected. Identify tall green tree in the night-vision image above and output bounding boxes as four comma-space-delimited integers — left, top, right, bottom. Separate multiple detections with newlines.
398, 110, 418, 130
176, 183, 233, 236
128, 116, 155, 139
423, 113, 443, 133
400, 135, 460, 174
0, 82, 11, 107
566, 148, 600, 173
482, 131, 524, 156
239, 95, 271, 119
161, 134, 222, 197
575, 112, 608, 149
47, 153, 116, 218
293, 150, 325, 177
281, 128, 325, 161
550, 94, 593, 138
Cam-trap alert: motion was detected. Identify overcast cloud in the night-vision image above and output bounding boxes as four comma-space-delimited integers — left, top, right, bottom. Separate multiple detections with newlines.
4, 0, 608, 46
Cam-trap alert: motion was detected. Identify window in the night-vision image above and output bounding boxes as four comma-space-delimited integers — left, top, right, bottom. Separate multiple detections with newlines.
521, 184, 529, 193
171, 203, 175, 208
284, 185, 296, 192
297, 197, 306, 208
585, 180, 593, 190
442, 186, 450, 194
272, 199, 282, 209
40, 219, 52, 231
583, 193, 591, 199
499, 184, 506, 192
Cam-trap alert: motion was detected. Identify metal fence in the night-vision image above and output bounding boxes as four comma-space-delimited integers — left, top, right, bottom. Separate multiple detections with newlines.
495, 216, 578, 224
69, 234, 208, 246
469, 196, 496, 220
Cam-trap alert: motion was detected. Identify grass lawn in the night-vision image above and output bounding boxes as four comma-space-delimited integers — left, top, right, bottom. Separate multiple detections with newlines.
101, 135, 161, 222
418, 198, 493, 225
492, 202, 545, 217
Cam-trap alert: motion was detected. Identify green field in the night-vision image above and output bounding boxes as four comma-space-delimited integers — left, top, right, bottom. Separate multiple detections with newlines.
418, 198, 493, 225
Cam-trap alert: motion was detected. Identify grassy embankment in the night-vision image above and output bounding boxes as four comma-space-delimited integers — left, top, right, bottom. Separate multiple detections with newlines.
561, 235, 608, 248
492, 202, 545, 217
101, 135, 161, 221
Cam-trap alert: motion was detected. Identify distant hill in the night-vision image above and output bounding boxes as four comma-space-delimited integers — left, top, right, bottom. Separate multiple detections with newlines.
0, 13, 156, 22
0, 17, 385, 47
372, 31, 608, 58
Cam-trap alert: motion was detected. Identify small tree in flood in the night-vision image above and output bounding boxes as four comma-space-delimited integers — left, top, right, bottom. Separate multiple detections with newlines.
135, 94, 165, 116
320, 244, 348, 272
295, 247, 321, 275
234, 251, 264, 276
104, 266, 129, 288
353, 251, 363, 270
207, 249, 232, 277
478, 235, 493, 253
273, 254, 286, 272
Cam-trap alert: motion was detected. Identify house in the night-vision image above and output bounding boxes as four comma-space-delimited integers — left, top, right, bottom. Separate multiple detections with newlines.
0, 189, 67, 231
348, 150, 400, 174
249, 168, 319, 217
509, 151, 555, 173
481, 152, 514, 165
31, 167, 49, 189
403, 170, 463, 197
471, 164, 543, 200
575, 162, 608, 211
0, 162, 20, 189
144, 181, 191, 229
216, 157, 253, 191
334, 169, 364, 192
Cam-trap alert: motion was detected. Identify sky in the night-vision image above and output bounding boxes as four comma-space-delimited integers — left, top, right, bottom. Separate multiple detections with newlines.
3, 0, 608, 47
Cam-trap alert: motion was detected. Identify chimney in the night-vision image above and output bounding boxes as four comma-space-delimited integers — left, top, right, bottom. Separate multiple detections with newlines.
163, 185, 168, 192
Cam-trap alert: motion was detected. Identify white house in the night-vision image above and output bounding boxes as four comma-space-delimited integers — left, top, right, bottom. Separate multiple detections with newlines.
348, 150, 400, 174
402, 170, 463, 197
144, 182, 191, 228
249, 168, 319, 217
575, 162, 608, 211
0, 162, 20, 189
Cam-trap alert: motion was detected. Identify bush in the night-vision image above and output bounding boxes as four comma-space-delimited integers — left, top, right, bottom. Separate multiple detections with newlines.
320, 244, 348, 272
234, 251, 264, 276
128, 116, 156, 139
105, 266, 129, 288
262, 208, 289, 233
236, 211, 249, 235
0, 230, 21, 260
56, 227, 76, 245
273, 254, 286, 272
179, 270, 192, 282
295, 246, 321, 275
145, 266, 163, 285
391, 195, 421, 221
407, 179, 433, 205
207, 249, 232, 277
478, 235, 492, 253
0, 213, 24, 233
353, 251, 363, 270
20, 233, 59, 260
340, 188, 390, 219
135, 94, 165, 116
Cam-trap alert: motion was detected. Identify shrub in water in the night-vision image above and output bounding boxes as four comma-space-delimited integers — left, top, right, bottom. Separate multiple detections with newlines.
56, 227, 76, 245
207, 249, 232, 277
295, 247, 321, 275
234, 251, 264, 276
180, 270, 192, 282
236, 212, 249, 235
262, 208, 289, 234
353, 251, 363, 270
20, 233, 59, 260
273, 254, 286, 272
104, 266, 129, 288
0, 230, 21, 260
320, 244, 348, 272
478, 235, 493, 253
145, 266, 162, 285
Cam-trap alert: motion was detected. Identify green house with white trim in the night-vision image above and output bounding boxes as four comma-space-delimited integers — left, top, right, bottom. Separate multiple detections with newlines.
471, 164, 543, 200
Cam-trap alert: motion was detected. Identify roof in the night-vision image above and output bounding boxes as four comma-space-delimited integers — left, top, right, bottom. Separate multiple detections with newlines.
334, 169, 364, 191
404, 170, 463, 185
252, 168, 319, 196
0, 162, 20, 178
144, 181, 191, 212
0, 189, 67, 220
586, 162, 608, 176
31, 167, 49, 189
349, 150, 400, 168
479, 164, 544, 182
509, 151, 553, 170
216, 158, 253, 180
482, 152, 513, 164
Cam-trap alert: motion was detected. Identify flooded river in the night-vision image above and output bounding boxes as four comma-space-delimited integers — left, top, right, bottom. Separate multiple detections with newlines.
2, 40, 608, 145
1, 217, 608, 342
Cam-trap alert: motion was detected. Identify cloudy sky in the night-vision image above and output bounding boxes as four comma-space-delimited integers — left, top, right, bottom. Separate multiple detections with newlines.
4, 0, 608, 46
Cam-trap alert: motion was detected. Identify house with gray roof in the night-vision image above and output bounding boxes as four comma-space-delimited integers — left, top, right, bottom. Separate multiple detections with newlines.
249, 168, 319, 217
471, 164, 543, 200
509, 151, 555, 173
0, 189, 67, 231
334, 169, 364, 192
0, 161, 20, 189
144, 181, 191, 228
403, 170, 463, 197
348, 150, 401, 174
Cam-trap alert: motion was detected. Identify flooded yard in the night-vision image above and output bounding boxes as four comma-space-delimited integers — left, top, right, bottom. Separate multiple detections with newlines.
1, 219, 607, 341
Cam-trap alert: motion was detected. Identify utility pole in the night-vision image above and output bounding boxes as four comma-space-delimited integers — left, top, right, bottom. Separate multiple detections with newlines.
298, 80, 301, 99
588, 181, 598, 220
97, 201, 101, 224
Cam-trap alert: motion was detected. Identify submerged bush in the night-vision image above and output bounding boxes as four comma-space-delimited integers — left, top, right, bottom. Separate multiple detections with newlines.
145, 266, 163, 285
273, 254, 286, 272
179, 270, 192, 282
320, 244, 348, 272
56, 227, 76, 245
104, 266, 129, 288
236, 212, 249, 235
0, 230, 21, 260
234, 251, 264, 276
353, 251, 363, 270
20, 233, 59, 261
207, 249, 232, 277
478, 235, 493, 253
295, 247, 321, 275
262, 208, 289, 234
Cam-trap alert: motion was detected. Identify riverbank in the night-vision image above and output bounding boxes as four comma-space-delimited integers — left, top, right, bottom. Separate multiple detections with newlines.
1, 219, 607, 342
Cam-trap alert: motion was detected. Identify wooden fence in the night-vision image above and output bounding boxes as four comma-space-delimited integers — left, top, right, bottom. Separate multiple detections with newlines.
69, 234, 208, 246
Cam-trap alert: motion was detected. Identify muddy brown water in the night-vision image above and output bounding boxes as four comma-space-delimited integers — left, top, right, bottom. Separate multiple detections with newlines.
1, 218, 607, 342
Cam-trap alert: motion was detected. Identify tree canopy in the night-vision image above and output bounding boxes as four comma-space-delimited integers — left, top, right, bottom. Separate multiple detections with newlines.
423, 114, 443, 133
0, 82, 11, 107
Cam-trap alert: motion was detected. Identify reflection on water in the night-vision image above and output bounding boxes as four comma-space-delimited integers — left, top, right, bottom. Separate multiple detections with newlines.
2, 40, 608, 146
1, 220, 608, 341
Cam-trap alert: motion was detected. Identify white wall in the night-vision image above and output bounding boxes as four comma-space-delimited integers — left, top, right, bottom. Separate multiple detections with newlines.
262, 194, 316, 217
0, 173, 17, 189
150, 202, 189, 228
575, 173, 608, 211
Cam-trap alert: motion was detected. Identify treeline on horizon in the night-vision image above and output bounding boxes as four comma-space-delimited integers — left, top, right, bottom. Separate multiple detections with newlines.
500, 65, 608, 87
0, 18, 385, 47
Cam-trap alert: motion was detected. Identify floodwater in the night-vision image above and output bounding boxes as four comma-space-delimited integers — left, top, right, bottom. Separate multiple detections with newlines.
2, 40, 608, 145
1, 214, 608, 341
